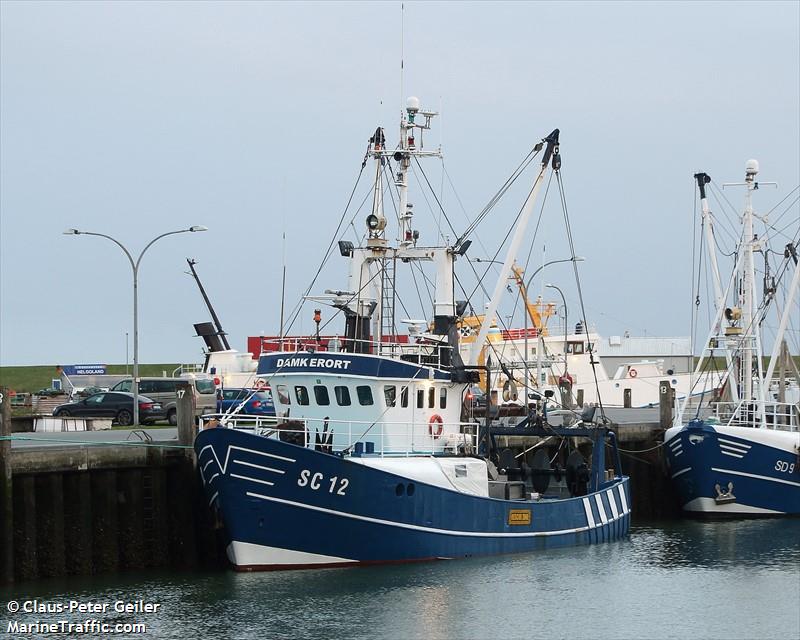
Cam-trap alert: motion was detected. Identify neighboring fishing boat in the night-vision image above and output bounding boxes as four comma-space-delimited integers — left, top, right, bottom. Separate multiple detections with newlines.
664, 162, 800, 517
195, 98, 630, 570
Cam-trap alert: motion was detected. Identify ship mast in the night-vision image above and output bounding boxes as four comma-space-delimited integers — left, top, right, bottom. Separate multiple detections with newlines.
695, 173, 738, 404
326, 98, 454, 357
740, 161, 757, 401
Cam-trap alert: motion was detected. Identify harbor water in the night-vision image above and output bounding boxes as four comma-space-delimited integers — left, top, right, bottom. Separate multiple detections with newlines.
2, 519, 798, 639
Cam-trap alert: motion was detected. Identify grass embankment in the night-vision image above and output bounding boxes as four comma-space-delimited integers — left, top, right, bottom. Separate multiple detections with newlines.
0, 364, 182, 394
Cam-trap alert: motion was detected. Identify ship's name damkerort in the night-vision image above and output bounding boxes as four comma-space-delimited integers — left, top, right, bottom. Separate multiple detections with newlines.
275, 357, 351, 370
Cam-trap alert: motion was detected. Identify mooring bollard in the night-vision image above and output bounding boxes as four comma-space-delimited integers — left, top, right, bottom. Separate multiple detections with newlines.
0, 387, 14, 583
659, 381, 674, 428
175, 381, 197, 453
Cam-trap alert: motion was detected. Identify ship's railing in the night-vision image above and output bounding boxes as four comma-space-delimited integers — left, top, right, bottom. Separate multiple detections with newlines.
711, 400, 799, 431
258, 336, 454, 369
173, 363, 204, 377
200, 414, 478, 457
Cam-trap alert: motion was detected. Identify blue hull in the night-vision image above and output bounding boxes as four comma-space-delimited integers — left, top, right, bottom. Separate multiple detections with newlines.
664, 421, 800, 517
195, 428, 631, 570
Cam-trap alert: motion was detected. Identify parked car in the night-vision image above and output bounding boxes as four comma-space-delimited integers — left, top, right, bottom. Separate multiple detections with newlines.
218, 388, 276, 417
52, 392, 166, 426
465, 385, 488, 409
76, 385, 106, 398
110, 376, 216, 425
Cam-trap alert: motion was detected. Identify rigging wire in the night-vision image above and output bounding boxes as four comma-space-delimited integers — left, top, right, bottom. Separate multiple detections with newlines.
554, 169, 608, 423
281, 164, 367, 337
412, 156, 459, 240
456, 146, 540, 244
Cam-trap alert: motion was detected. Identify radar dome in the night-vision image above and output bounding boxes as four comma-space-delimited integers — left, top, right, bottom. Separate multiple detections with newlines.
406, 96, 420, 113
745, 159, 759, 175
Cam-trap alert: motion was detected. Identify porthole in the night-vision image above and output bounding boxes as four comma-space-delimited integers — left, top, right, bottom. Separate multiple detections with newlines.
406, 483, 415, 496
395, 483, 405, 496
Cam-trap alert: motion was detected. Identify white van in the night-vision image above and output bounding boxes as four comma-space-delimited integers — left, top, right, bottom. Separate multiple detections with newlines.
110, 376, 216, 424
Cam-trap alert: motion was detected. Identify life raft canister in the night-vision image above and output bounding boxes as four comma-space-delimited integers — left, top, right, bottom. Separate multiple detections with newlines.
429, 414, 444, 438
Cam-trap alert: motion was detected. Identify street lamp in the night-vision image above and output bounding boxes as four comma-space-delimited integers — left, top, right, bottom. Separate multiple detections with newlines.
521, 257, 584, 395
544, 283, 569, 375
64, 225, 208, 426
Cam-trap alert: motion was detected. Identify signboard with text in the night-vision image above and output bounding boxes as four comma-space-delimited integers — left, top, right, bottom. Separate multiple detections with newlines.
63, 364, 107, 376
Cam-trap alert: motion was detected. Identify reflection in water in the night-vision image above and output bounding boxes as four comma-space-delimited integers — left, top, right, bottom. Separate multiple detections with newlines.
1, 521, 798, 640
634, 519, 800, 570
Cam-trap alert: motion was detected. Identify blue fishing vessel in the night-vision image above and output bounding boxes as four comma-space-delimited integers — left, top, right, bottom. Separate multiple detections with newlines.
195, 98, 630, 570
664, 164, 800, 517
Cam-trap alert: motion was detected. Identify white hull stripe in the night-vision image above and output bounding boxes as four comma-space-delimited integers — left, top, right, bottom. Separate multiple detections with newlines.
671, 467, 692, 479
720, 451, 745, 459
594, 494, 609, 524
208, 491, 219, 507
710, 467, 800, 488
719, 444, 749, 454
606, 489, 620, 520
231, 473, 274, 487
582, 497, 596, 528
198, 444, 296, 475
245, 490, 628, 538
617, 484, 629, 514
718, 437, 751, 450
233, 459, 286, 475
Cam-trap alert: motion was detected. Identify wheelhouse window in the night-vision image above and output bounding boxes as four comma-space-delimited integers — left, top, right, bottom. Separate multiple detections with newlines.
295, 386, 310, 405
356, 385, 374, 406
276, 385, 291, 405
314, 385, 330, 406
439, 388, 447, 409
334, 385, 351, 406
400, 386, 409, 408
384, 385, 397, 407
416, 389, 424, 409
569, 341, 585, 355
428, 387, 435, 408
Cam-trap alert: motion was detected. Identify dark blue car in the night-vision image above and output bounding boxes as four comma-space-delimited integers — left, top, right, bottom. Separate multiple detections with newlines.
217, 387, 275, 416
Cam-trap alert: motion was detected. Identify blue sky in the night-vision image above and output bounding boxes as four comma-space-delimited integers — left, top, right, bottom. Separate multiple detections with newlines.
1, 1, 798, 366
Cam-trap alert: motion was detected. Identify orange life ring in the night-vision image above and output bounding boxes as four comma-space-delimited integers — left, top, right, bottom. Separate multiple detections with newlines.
428, 414, 444, 438
629, 368, 638, 378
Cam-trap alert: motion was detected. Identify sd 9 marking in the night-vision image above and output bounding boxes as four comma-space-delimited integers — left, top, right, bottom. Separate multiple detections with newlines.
775, 460, 796, 474
297, 469, 349, 495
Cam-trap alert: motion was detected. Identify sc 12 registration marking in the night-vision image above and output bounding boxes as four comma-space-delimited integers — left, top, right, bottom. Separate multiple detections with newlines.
297, 470, 349, 495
